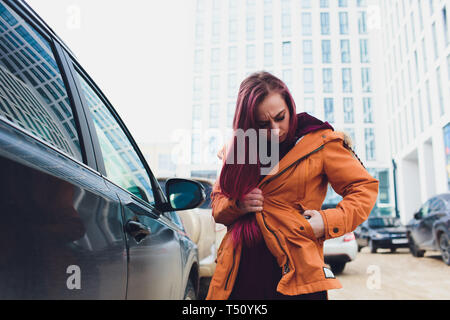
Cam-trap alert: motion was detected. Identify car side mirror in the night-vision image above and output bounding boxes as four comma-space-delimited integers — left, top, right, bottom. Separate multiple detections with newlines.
161, 178, 205, 212
414, 211, 422, 220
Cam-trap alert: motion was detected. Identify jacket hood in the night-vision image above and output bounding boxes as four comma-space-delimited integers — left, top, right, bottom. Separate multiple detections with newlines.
295, 112, 334, 139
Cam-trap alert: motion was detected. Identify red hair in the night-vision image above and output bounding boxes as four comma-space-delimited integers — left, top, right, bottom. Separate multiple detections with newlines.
219, 71, 298, 247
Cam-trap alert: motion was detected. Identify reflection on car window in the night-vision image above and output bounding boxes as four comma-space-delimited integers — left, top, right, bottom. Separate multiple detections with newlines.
76, 72, 154, 204
158, 179, 211, 209
0, 2, 82, 160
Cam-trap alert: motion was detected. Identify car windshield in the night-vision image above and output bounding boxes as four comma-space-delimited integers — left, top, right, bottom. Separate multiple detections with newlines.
158, 179, 212, 209
368, 217, 401, 229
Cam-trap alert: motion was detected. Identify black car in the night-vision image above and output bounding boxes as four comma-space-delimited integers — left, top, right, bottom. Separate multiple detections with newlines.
0, 0, 205, 299
406, 193, 450, 266
354, 216, 408, 253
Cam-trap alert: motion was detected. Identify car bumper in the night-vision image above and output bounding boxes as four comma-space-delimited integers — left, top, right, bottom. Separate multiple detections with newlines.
371, 238, 409, 248
324, 238, 358, 263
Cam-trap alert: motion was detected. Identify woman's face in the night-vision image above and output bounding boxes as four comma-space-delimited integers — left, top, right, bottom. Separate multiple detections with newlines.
255, 92, 290, 143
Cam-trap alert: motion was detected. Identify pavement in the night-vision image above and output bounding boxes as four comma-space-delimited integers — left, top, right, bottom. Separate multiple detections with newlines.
328, 247, 450, 300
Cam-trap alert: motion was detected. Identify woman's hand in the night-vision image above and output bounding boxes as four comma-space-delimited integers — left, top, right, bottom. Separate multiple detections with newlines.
236, 188, 264, 213
303, 210, 325, 239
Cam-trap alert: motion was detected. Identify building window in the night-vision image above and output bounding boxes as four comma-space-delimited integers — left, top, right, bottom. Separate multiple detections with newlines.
264, 43, 273, 67
210, 75, 220, 100
322, 68, 333, 93
436, 68, 444, 116
358, 11, 367, 34
361, 68, 371, 92
209, 103, 219, 128
229, 17, 238, 42
282, 41, 292, 65
343, 97, 354, 123
339, 12, 349, 35
363, 97, 373, 123
443, 7, 449, 46
422, 37, 428, 73
264, 15, 273, 39
431, 22, 439, 60
365, 128, 375, 161
360, 39, 369, 63
194, 49, 203, 73
342, 68, 352, 93
417, 89, 424, 132
320, 0, 329, 8
378, 170, 390, 204
303, 68, 314, 93
320, 13, 330, 35
192, 104, 202, 130
425, 80, 433, 125
304, 98, 315, 115
193, 77, 202, 101
301, 0, 311, 9
281, 1, 291, 37
282, 69, 292, 88
341, 39, 351, 63
324, 98, 334, 123
227, 102, 235, 127
246, 16, 256, 41
322, 40, 331, 63
302, 13, 312, 35
228, 46, 237, 70
357, 0, 367, 7
303, 40, 313, 64
339, 0, 348, 7
211, 19, 221, 44
211, 48, 220, 72
228, 73, 237, 99
246, 44, 256, 68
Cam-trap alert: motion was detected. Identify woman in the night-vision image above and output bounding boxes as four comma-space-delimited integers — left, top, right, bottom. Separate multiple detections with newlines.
206, 71, 378, 300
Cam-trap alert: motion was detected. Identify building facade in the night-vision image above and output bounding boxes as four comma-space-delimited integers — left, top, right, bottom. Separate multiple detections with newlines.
190, 0, 394, 214
380, 0, 450, 223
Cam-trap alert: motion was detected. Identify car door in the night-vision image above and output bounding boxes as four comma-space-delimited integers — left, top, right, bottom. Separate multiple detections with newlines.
72, 69, 185, 299
0, 2, 127, 299
421, 198, 447, 250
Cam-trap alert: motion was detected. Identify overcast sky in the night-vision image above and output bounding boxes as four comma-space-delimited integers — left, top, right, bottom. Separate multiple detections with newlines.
26, 0, 194, 146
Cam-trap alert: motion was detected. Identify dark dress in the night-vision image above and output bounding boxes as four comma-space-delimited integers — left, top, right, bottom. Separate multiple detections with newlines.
228, 136, 327, 300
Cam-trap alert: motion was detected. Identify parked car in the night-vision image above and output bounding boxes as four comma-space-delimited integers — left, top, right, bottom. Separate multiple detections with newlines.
354, 216, 408, 253
406, 193, 450, 265
0, 0, 205, 299
323, 232, 358, 274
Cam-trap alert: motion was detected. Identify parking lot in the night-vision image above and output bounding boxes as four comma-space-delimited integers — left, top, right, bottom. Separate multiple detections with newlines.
328, 247, 450, 300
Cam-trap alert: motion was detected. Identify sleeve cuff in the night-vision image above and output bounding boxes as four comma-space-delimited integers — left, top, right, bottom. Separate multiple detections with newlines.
319, 209, 346, 240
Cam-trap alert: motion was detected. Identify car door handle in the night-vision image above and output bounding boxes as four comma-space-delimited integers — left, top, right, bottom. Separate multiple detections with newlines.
125, 219, 151, 243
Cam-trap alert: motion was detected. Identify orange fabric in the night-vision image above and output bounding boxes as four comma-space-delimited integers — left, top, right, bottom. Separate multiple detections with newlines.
206, 129, 379, 299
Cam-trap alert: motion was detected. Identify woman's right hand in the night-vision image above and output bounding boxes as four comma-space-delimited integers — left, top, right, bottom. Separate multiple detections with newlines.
236, 188, 264, 213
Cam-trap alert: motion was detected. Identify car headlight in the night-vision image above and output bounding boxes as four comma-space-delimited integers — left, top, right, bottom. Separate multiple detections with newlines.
374, 233, 384, 239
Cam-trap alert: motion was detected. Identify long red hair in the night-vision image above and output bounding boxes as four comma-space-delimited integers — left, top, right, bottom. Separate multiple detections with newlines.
219, 71, 298, 247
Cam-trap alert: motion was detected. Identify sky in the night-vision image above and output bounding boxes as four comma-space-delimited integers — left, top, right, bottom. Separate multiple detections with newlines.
26, 0, 194, 146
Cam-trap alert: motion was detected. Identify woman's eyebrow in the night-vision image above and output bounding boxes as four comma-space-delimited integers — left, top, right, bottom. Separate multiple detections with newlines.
258, 110, 286, 122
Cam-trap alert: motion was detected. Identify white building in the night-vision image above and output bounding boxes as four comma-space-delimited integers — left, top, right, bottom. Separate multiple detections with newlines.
189, 0, 394, 213
379, 0, 450, 224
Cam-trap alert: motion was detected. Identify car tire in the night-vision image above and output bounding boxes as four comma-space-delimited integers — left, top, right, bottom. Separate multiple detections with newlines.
409, 236, 425, 258
184, 279, 197, 300
438, 233, 450, 266
390, 247, 396, 253
329, 262, 346, 275
369, 239, 377, 253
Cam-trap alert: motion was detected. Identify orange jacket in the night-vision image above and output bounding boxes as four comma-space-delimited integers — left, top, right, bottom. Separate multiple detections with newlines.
206, 129, 379, 299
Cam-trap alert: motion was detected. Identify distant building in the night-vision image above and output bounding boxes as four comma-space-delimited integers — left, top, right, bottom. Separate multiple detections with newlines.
379, 0, 450, 223
190, 0, 394, 214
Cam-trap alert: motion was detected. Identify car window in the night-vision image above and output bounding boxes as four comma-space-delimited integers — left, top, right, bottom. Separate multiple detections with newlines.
75, 72, 154, 204
0, 2, 82, 160
420, 200, 431, 217
429, 197, 446, 213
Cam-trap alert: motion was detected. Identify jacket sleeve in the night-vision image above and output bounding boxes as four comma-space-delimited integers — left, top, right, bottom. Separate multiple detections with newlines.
210, 179, 246, 227
318, 139, 379, 240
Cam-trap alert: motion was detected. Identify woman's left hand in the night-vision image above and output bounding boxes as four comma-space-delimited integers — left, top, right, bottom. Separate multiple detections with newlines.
303, 210, 325, 239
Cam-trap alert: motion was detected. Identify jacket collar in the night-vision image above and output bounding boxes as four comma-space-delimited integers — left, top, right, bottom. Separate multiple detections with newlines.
258, 128, 346, 187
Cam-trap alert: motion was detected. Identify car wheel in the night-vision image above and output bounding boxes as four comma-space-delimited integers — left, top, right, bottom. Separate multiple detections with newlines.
439, 233, 450, 266
390, 247, 396, 253
408, 236, 425, 258
369, 239, 377, 253
329, 262, 346, 275
184, 279, 197, 300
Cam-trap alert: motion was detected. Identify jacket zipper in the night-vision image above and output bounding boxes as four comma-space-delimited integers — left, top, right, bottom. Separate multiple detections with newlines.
224, 144, 326, 290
